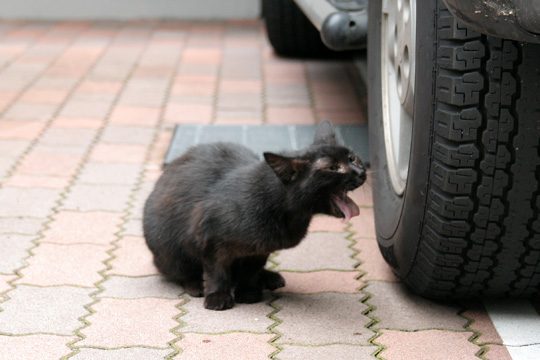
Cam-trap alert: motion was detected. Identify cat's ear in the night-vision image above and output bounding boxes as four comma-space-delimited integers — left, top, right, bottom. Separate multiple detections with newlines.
313, 120, 337, 146
264, 152, 307, 183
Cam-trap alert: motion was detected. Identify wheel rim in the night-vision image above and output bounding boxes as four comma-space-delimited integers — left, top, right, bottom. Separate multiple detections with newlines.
381, 0, 416, 195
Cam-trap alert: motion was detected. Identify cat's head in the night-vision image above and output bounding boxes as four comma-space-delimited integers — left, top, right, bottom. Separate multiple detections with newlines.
263, 121, 366, 221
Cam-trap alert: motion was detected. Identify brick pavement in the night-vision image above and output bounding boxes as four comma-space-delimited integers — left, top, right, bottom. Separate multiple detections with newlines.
0, 20, 511, 359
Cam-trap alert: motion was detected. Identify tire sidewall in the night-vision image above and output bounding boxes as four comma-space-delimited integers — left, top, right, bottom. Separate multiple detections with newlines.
368, 0, 437, 276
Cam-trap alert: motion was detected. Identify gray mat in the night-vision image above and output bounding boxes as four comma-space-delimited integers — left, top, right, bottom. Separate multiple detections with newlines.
165, 124, 369, 166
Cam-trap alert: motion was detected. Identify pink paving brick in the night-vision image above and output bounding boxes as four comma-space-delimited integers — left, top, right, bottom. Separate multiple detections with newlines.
219, 79, 261, 93
463, 304, 505, 344
78, 162, 142, 185
4, 174, 70, 189
100, 126, 154, 145
485, 345, 512, 360
62, 184, 132, 212
0, 187, 60, 218
377, 329, 480, 360
109, 236, 159, 276
0, 334, 72, 360
51, 117, 103, 129
266, 106, 315, 124
176, 333, 274, 360
17, 148, 81, 177
80, 297, 178, 347
0, 274, 16, 293
354, 237, 397, 282
40, 128, 96, 147
109, 105, 161, 127
164, 103, 213, 124
19, 243, 108, 287
42, 210, 122, 246
350, 207, 376, 239
278, 270, 361, 294
89, 143, 147, 164
308, 215, 346, 233
0, 121, 44, 140
19, 89, 68, 104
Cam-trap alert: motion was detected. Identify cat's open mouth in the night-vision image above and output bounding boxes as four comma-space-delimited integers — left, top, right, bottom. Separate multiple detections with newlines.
331, 192, 360, 222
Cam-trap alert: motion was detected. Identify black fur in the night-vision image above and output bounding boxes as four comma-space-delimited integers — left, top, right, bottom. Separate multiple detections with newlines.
143, 121, 366, 310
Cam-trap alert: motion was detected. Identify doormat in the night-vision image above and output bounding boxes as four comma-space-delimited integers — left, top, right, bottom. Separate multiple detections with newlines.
165, 124, 369, 166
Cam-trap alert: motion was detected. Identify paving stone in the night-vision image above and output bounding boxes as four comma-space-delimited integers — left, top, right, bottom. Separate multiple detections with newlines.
275, 293, 371, 345
42, 210, 122, 245
90, 143, 147, 164
19, 243, 107, 287
123, 218, 144, 236
308, 215, 346, 233
182, 297, 273, 333
484, 299, 540, 346
78, 162, 141, 185
278, 271, 360, 294
80, 297, 178, 347
52, 117, 103, 129
266, 106, 315, 125
349, 181, 373, 207
62, 184, 132, 212
110, 236, 159, 277
0, 234, 35, 273
176, 333, 274, 360
0, 285, 90, 334
17, 149, 81, 177
354, 237, 397, 282
274, 232, 356, 272
72, 348, 171, 360
0, 274, 15, 293
101, 275, 182, 299
278, 344, 376, 360
40, 128, 96, 147
377, 329, 479, 360
349, 207, 375, 239
0, 121, 44, 140
60, 100, 111, 118
367, 281, 466, 331
109, 105, 161, 127
5, 174, 71, 189
0, 217, 44, 235
0, 187, 59, 217
463, 304, 503, 344
164, 103, 212, 124
486, 345, 512, 360
0, 334, 72, 360
101, 126, 155, 145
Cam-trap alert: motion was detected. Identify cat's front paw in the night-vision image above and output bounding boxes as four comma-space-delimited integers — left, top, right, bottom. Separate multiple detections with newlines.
261, 270, 286, 290
204, 292, 234, 311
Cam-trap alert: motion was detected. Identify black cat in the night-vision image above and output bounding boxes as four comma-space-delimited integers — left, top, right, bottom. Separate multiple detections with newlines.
143, 121, 366, 310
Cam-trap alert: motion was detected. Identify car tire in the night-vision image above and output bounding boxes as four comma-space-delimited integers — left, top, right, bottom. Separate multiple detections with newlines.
369, 0, 540, 298
262, 0, 332, 57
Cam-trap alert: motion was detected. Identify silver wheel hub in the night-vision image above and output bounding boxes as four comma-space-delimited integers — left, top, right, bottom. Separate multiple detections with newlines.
381, 0, 416, 195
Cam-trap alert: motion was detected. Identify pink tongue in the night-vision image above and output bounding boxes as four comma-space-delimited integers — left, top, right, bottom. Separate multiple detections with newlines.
334, 194, 360, 222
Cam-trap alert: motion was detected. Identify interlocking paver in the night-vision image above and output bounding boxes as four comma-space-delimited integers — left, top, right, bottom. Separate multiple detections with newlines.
80, 297, 178, 347
101, 126, 154, 145
308, 215, 346, 233
350, 207, 375, 239
266, 106, 315, 124
0, 187, 59, 218
275, 293, 372, 345
52, 117, 103, 129
78, 162, 141, 185
123, 218, 144, 236
101, 275, 182, 299
62, 184, 132, 212
463, 304, 504, 344
0, 139, 29, 158
486, 345, 512, 360
0, 121, 44, 140
182, 297, 273, 333
42, 210, 122, 245
354, 237, 398, 282
109, 236, 158, 276
17, 148, 81, 177
0, 217, 44, 235
278, 271, 360, 294
274, 232, 356, 271
176, 333, 274, 360
89, 143, 147, 164
4, 174, 71, 189
278, 344, 376, 360
0, 274, 15, 293
0, 285, 90, 334
40, 128, 96, 147
0, 334, 72, 360
377, 329, 479, 360
0, 234, 35, 273
367, 281, 466, 330
72, 348, 171, 360
19, 243, 108, 287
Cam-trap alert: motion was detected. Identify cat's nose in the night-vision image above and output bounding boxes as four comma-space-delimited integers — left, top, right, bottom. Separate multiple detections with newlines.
350, 163, 366, 187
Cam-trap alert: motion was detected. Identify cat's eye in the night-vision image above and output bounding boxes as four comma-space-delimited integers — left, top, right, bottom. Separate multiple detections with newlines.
329, 164, 339, 171
348, 154, 356, 163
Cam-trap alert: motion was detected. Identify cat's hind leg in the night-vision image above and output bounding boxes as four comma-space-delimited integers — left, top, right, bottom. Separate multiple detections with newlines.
260, 269, 286, 291
233, 255, 274, 304
154, 251, 204, 297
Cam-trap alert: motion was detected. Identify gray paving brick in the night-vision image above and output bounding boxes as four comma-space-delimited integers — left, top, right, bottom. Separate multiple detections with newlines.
278, 344, 377, 360
199, 125, 243, 144
181, 297, 273, 333
0, 217, 45, 235
101, 275, 182, 299
0, 234, 35, 273
0, 188, 60, 217
275, 293, 372, 345
73, 347, 170, 360
245, 125, 292, 155
0, 285, 91, 334
367, 281, 466, 331
274, 232, 355, 271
